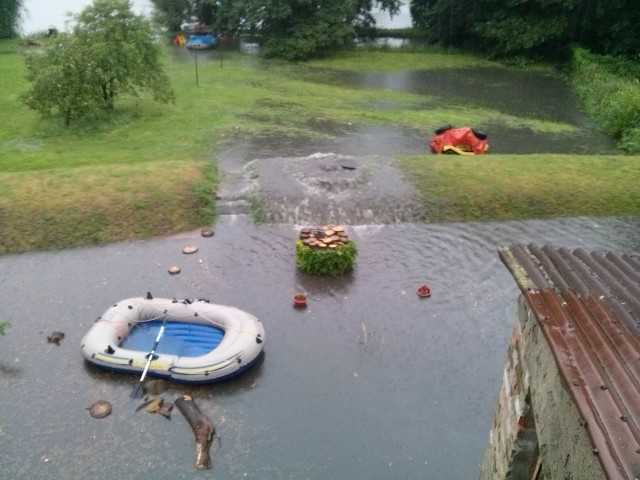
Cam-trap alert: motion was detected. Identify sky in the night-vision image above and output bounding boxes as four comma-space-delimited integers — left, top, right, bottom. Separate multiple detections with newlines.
20, 0, 411, 34
20, 0, 153, 34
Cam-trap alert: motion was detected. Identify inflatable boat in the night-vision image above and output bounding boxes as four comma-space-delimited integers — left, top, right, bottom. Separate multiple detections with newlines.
81, 296, 265, 383
186, 32, 217, 50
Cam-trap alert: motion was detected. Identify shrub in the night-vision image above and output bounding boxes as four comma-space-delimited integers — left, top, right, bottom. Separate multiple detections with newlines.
295, 240, 357, 276
572, 48, 640, 154
0, 320, 10, 337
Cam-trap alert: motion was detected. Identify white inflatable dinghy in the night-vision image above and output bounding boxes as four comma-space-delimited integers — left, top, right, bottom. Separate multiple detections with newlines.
81, 296, 265, 383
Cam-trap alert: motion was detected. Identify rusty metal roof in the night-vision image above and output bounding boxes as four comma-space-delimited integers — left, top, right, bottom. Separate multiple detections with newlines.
498, 244, 640, 480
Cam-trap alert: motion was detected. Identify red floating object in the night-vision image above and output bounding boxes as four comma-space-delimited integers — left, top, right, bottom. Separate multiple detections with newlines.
293, 293, 308, 307
417, 284, 432, 298
429, 126, 489, 155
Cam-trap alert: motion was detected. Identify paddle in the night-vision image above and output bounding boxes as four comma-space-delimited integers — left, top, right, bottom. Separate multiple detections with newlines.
130, 316, 168, 399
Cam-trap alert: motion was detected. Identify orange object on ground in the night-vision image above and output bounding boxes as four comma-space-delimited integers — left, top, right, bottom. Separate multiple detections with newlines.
429, 126, 489, 155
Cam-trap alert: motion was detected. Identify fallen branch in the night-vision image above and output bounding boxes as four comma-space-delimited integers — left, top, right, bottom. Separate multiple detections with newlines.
175, 394, 215, 469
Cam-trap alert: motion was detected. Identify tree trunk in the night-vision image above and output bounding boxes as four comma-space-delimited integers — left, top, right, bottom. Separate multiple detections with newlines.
175, 394, 215, 470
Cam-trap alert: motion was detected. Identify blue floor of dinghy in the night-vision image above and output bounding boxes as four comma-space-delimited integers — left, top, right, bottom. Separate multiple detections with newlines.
120, 321, 225, 357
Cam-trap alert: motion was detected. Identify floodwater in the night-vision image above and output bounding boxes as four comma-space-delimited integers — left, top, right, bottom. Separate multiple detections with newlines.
1, 217, 639, 480
1, 55, 637, 479
299, 66, 618, 155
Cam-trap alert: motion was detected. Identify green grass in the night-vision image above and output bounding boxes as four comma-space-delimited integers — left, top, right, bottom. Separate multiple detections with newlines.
306, 49, 496, 71
1, 41, 638, 255
400, 154, 640, 222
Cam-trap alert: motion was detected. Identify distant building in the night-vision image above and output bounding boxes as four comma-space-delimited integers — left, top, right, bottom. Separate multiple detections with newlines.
480, 244, 640, 480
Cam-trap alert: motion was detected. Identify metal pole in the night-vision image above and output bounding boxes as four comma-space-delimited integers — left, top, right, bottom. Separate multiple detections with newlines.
195, 49, 199, 86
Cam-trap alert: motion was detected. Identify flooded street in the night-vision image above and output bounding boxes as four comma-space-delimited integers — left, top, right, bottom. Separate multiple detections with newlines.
1, 56, 637, 479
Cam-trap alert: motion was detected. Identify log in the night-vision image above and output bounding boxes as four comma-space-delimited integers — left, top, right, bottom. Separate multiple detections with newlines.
175, 394, 215, 469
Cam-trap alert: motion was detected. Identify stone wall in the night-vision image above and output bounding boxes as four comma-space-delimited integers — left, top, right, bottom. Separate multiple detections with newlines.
479, 294, 606, 480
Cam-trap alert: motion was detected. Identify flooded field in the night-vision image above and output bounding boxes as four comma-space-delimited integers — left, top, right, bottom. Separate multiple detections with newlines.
1, 53, 636, 479
300, 65, 618, 155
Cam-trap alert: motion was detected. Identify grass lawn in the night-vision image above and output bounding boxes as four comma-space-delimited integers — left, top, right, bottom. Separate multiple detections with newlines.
1, 41, 638, 255
400, 154, 640, 222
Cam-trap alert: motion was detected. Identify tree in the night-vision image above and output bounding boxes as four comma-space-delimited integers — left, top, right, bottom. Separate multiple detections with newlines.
73, 0, 174, 110
573, 0, 640, 57
410, 0, 640, 60
471, 0, 579, 59
152, 0, 401, 60
409, 0, 478, 49
150, 0, 192, 32
22, 34, 104, 125
0, 0, 23, 39
22, 0, 174, 125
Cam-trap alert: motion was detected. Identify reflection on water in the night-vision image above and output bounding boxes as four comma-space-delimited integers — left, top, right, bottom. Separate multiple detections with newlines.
1, 215, 638, 479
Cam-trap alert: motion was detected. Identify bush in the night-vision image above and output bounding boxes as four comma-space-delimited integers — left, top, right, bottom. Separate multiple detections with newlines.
0, 320, 10, 337
295, 240, 357, 276
572, 48, 640, 154
620, 127, 640, 154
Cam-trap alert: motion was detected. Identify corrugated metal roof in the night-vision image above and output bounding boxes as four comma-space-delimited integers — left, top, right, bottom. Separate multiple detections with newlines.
498, 244, 640, 480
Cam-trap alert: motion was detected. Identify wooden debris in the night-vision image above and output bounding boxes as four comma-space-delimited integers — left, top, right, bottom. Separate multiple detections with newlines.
175, 394, 215, 470
298, 226, 349, 249
145, 396, 164, 413
136, 395, 173, 420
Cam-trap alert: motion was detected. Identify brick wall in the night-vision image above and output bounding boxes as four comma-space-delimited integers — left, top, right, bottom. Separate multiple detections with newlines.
479, 294, 606, 480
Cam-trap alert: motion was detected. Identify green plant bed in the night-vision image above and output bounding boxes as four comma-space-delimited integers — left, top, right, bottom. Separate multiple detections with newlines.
295, 240, 357, 276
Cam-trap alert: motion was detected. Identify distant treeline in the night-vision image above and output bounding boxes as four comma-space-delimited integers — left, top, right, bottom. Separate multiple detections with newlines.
409, 0, 639, 61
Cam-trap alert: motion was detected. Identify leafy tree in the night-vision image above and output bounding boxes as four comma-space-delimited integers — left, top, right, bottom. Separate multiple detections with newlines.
73, 0, 174, 110
257, 0, 401, 60
471, 0, 579, 59
22, 34, 103, 126
573, 0, 640, 57
409, 0, 478, 48
410, 0, 640, 60
0, 0, 22, 38
152, 0, 401, 60
22, 0, 174, 125
150, 0, 192, 32
258, 0, 359, 60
